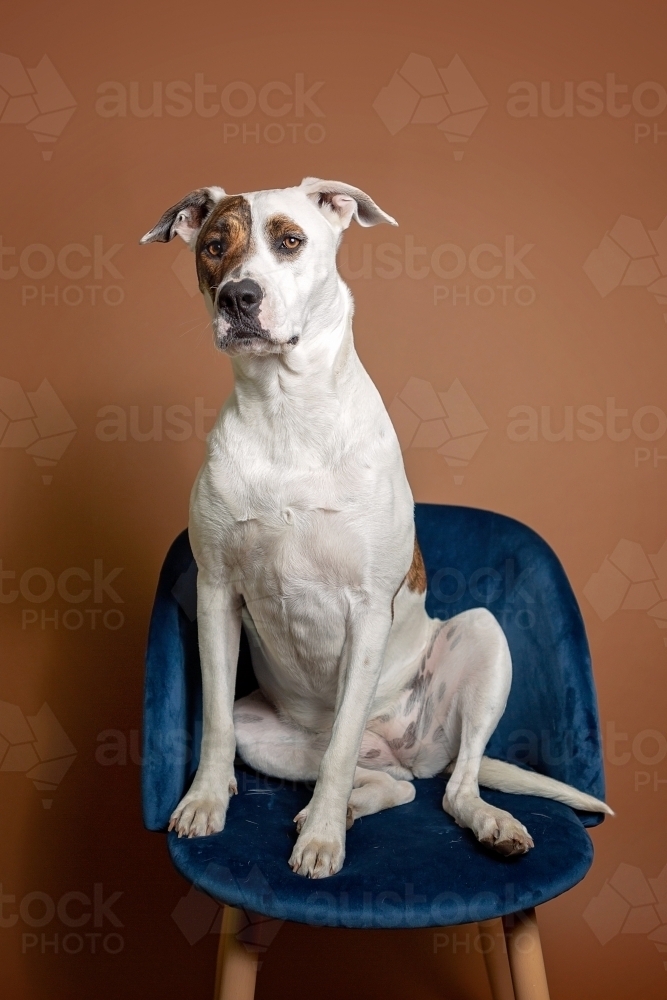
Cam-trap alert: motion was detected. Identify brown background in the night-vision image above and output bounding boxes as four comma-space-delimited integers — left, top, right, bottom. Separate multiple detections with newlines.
2, 0, 666, 996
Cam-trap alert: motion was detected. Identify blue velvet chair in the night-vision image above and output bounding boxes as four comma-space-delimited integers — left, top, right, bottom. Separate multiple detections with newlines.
143, 504, 608, 1000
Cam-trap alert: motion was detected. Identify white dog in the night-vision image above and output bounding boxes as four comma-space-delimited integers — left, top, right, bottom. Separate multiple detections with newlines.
141, 178, 612, 879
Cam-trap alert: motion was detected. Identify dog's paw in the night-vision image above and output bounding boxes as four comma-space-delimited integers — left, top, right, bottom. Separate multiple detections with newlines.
289, 813, 346, 878
293, 807, 309, 834
168, 777, 237, 838
474, 808, 534, 856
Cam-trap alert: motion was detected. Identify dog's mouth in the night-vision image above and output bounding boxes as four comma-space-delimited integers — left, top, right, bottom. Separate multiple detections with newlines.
214, 316, 299, 354
217, 315, 272, 342
228, 324, 270, 341
214, 319, 280, 355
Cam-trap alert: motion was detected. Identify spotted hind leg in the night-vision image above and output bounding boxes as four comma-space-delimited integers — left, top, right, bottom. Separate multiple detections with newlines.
436, 609, 534, 855
372, 608, 534, 855
233, 689, 326, 781
295, 766, 415, 832
234, 692, 416, 830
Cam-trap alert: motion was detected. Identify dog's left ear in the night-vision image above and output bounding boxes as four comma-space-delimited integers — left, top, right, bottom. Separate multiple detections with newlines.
139, 186, 226, 247
300, 177, 397, 230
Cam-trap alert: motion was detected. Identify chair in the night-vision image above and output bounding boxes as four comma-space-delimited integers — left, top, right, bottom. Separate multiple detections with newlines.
142, 504, 608, 1000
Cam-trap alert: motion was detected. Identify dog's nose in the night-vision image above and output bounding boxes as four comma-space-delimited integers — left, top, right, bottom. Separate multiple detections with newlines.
218, 279, 263, 317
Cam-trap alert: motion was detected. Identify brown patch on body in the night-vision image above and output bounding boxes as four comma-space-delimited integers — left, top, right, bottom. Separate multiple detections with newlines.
391, 533, 426, 621
406, 535, 427, 594
265, 214, 307, 259
195, 195, 253, 295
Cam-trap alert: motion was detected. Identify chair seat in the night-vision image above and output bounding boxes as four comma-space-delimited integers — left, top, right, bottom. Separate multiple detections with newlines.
168, 765, 593, 929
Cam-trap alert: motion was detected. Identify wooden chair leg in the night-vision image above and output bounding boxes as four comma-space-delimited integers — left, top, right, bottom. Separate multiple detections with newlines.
478, 918, 516, 1000
502, 908, 550, 1000
213, 906, 258, 1000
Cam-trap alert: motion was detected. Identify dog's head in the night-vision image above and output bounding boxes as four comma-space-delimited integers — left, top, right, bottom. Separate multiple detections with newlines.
140, 179, 397, 356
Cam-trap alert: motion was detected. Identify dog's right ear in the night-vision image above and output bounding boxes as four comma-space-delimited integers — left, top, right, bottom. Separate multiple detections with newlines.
139, 186, 226, 247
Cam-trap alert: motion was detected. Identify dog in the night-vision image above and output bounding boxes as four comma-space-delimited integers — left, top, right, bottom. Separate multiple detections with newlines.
141, 178, 612, 879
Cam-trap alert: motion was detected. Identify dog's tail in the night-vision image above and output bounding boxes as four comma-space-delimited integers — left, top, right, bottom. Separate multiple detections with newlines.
448, 756, 614, 815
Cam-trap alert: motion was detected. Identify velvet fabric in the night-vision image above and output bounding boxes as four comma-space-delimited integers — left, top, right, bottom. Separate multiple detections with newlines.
142, 504, 606, 928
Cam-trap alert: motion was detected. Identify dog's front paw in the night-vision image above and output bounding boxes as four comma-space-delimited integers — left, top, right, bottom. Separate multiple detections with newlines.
289, 813, 346, 878
474, 807, 534, 857
168, 776, 237, 838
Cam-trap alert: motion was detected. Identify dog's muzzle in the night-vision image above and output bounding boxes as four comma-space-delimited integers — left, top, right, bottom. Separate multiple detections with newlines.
217, 279, 269, 340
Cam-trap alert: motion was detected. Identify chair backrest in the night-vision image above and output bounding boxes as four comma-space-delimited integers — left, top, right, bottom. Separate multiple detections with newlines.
142, 504, 605, 831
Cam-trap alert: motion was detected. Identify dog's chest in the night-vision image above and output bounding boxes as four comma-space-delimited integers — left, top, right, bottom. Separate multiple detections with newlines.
192, 405, 412, 689
211, 467, 371, 684
214, 464, 370, 593
198, 448, 388, 644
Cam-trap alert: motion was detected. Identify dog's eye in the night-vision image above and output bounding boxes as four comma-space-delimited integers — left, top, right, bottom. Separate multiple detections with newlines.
206, 240, 223, 257
281, 235, 302, 250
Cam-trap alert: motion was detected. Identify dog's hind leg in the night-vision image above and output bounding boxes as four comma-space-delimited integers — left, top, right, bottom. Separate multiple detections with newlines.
294, 767, 415, 832
234, 690, 326, 781
234, 691, 415, 827
347, 768, 415, 827
430, 608, 534, 856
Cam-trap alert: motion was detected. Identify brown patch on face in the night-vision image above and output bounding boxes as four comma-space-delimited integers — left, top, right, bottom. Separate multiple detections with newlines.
195, 195, 252, 296
264, 214, 307, 259
406, 536, 427, 594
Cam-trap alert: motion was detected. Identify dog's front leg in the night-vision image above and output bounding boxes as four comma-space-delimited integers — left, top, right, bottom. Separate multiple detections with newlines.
169, 570, 242, 837
289, 600, 393, 878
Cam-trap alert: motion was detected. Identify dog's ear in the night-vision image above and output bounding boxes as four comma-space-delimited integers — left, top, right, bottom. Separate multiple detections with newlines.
300, 177, 397, 230
139, 186, 226, 247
